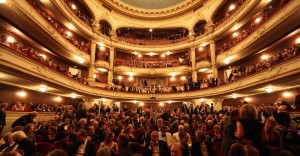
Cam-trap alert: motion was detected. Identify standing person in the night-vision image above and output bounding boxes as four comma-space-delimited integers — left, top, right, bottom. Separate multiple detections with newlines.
221, 108, 244, 156
144, 131, 170, 156
99, 132, 118, 156
75, 103, 87, 122
11, 111, 38, 128
0, 102, 8, 135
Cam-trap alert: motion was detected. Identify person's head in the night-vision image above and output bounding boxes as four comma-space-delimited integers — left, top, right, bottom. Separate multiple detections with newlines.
230, 108, 241, 121
151, 131, 159, 143
240, 104, 258, 120
228, 143, 248, 156
24, 123, 35, 134
207, 120, 213, 127
96, 146, 111, 156
79, 118, 87, 125
160, 125, 168, 133
64, 117, 71, 124
170, 143, 182, 156
245, 145, 259, 156
11, 131, 27, 143
157, 118, 163, 127
178, 125, 184, 132
46, 149, 68, 156
31, 111, 38, 118
88, 126, 95, 134
77, 129, 88, 141
179, 131, 190, 144
0, 102, 8, 109
3, 132, 13, 145
105, 132, 115, 143
213, 125, 221, 133
118, 134, 129, 145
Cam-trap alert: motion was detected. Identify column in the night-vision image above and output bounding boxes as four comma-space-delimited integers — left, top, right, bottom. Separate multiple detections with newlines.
212, 98, 224, 111
190, 47, 197, 82
188, 28, 195, 39
87, 40, 97, 81
108, 46, 115, 85
209, 39, 218, 78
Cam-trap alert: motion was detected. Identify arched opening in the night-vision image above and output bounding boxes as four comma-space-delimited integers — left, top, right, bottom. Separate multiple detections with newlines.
193, 20, 207, 36
99, 20, 112, 36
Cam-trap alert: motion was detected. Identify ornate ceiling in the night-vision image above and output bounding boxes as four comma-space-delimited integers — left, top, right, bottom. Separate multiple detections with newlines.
121, 0, 185, 9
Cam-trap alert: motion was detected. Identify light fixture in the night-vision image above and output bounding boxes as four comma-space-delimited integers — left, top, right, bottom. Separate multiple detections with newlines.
266, 0, 272, 2
265, 86, 273, 93
233, 25, 240, 31
6, 36, 15, 43
181, 76, 186, 80
170, 77, 175, 81
71, 3, 77, 10
225, 58, 230, 64
168, 100, 172, 104
229, 4, 236, 11
200, 98, 205, 102
296, 37, 300, 44
67, 23, 74, 30
166, 51, 170, 55
201, 42, 208, 47
138, 54, 142, 58
99, 42, 105, 47
232, 94, 237, 99
128, 77, 133, 81
77, 57, 84, 64
261, 55, 268, 60
244, 97, 250, 102
71, 93, 77, 99
255, 17, 262, 23
0, 0, 7, 4
39, 86, 47, 93
100, 46, 105, 51
55, 96, 62, 102
17, 90, 27, 97
133, 100, 137, 104
102, 98, 106, 102
171, 72, 176, 77
283, 92, 291, 98
97, 68, 108, 72
159, 102, 164, 107
233, 32, 239, 37
139, 102, 144, 106
199, 46, 204, 51
129, 71, 133, 77
149, 28, 153, 32
161, 54, 165, 57
39, 54, 47, 59
199, 68, 210, 72
149, 52, 154, 56
93, 74, 97, 78
66, 31, 72, 37
134, 51, 138, 55
118, 75, 123, 80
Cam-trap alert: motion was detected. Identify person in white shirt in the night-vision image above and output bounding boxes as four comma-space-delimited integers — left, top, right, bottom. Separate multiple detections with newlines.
158, 126, 173, 147
172, 125, 184, 143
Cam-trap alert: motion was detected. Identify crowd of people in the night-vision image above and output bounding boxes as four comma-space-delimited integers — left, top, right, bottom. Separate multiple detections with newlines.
27, 0, 91, 54
65, 1, 94, 26
0, 99, 299, 156
0, 30, 88, 85
115, 55, 190, 68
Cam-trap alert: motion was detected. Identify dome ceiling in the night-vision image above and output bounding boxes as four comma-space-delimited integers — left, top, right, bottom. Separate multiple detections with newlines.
121, 0, 185, 9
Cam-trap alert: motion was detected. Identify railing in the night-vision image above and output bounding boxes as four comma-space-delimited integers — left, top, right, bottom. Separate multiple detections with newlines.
115, 36, 189, 46
26, 0, 91, 54
64, 0, 94, 27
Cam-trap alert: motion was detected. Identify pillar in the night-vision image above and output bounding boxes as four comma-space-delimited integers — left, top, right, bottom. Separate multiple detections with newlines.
87, 40, 97, 81
190, 46, 197, 82
108, 46, 115, 85
209, 39, 218, 78
212, 98, 224, 111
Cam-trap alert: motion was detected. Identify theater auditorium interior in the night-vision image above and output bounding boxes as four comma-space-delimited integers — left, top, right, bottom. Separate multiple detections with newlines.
0, 0, 300, 156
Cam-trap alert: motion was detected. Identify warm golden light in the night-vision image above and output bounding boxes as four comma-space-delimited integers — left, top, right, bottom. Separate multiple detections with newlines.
102, 98, 106, 102
133, 100, 137, 104
55, 96, 62, 102
39, 54, 47, 60
134, 51, 138, 55
78, 57, 84, 64
283, 92, 291, 98
128, 77, 133, 81
266, 0, 272, 2
171, 72, 176, 77
168, 100, 172, 104
200, 98, 205, 102
159, 102, 164, 107
71, 4, 77, 10
199, 46, 204, 51
139, 102, 144, 106
244, 97, 250, 102
166, 51, 170, 55
233, 32, 239, 37
71, 93, 77, 99
255, 17, 262, 23
17, 90, 27, 97
67, 23, 74, 30
261, 55, 269, 60
93, 74, 97, 78
161, 54, 165, 57
149, 52, 154, 56
100, 46, 105, 51
118, 75, 123, 80
265, 86, 273, 93
296, 37, 300, 44
181, 76, 186, 80
66, 31, 72, 37
233, 25, 240, 31
170, 77, 175, 81
225, 58, 230, 64
138, 54, 142, 58
7, 36, 15, 43
232, 94, 237, 99
149, 28, 153, 32
0, 0, 7, 4
39, 86, 47, 93
229, 4, 236, 11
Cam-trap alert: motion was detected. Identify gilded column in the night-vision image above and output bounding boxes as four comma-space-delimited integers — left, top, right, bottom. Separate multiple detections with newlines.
190, 46, 197, 82
108, 46, 115, 85
87, 40, 97, 81
209, 39, 218, 78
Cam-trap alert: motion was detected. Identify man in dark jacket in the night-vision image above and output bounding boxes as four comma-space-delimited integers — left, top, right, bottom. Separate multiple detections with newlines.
69, 129, 96, 156
0, 103, 8, 134
144, 131, 170, 156
11, 111, 38, 128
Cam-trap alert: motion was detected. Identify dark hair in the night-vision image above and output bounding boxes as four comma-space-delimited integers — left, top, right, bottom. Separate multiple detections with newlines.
230, 108, 240, 118
47, 149, 68, 156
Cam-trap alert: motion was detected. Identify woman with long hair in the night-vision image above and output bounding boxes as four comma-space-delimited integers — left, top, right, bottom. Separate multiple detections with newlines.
99, 132, 119, 156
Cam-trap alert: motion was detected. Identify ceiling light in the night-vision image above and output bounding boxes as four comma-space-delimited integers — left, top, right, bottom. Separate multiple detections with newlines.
168, 100, 172, 104
118, 75, 123, 80
100, 46, 105, 51
261, 55, 268, 60
149, 52, 154, 56
201, 42, 208, 46
199, 46, 204, 51
255, 17, 262, 23
166, 51, 170, 55
55, 96, 62, 102
6, 36, 15, 43
17, 90, 27, 97
283, 92, 291, 98
39, 86, 47, 93
71, 4, 77, 10
149, 28, 153, 32
200, 98, 205, 102
71, 93, 77, 99
265, 87, 273, 93
129, 71, 133, 77
133, 100, 137, 104
97, 68, 108, 72
139, 102, 144, 106
199, 68, 210, 72
66, 31, 72, 37
296, 37, 300, 44
77, 57, 84, 64
99, 42, 105, 47
225, 58, 230, 64
181, 76, 186, 80
232, 94, 237, 99
233, 32, 239, 37
233, 25, 240, 31
102, 98, 106, 102
161, 54, 165, 57
138, 54, 142, 58
159, 102, 164, 106
93, 74, 97, 78
244, 97, 250, 102
171, 72, 176, 77
67, 23, 75, 30
266, 0, 272, 2
229, 4, 236, 11
0, 0, 7, 4
170, 77, 175, 81
40, 54, 47, 59
134, 51, 138, 55
128, 77, 133, 81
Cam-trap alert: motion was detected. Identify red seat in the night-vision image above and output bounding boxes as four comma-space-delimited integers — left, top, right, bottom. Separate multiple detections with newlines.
36, 142, 53, 155
213, 142, 224, 156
